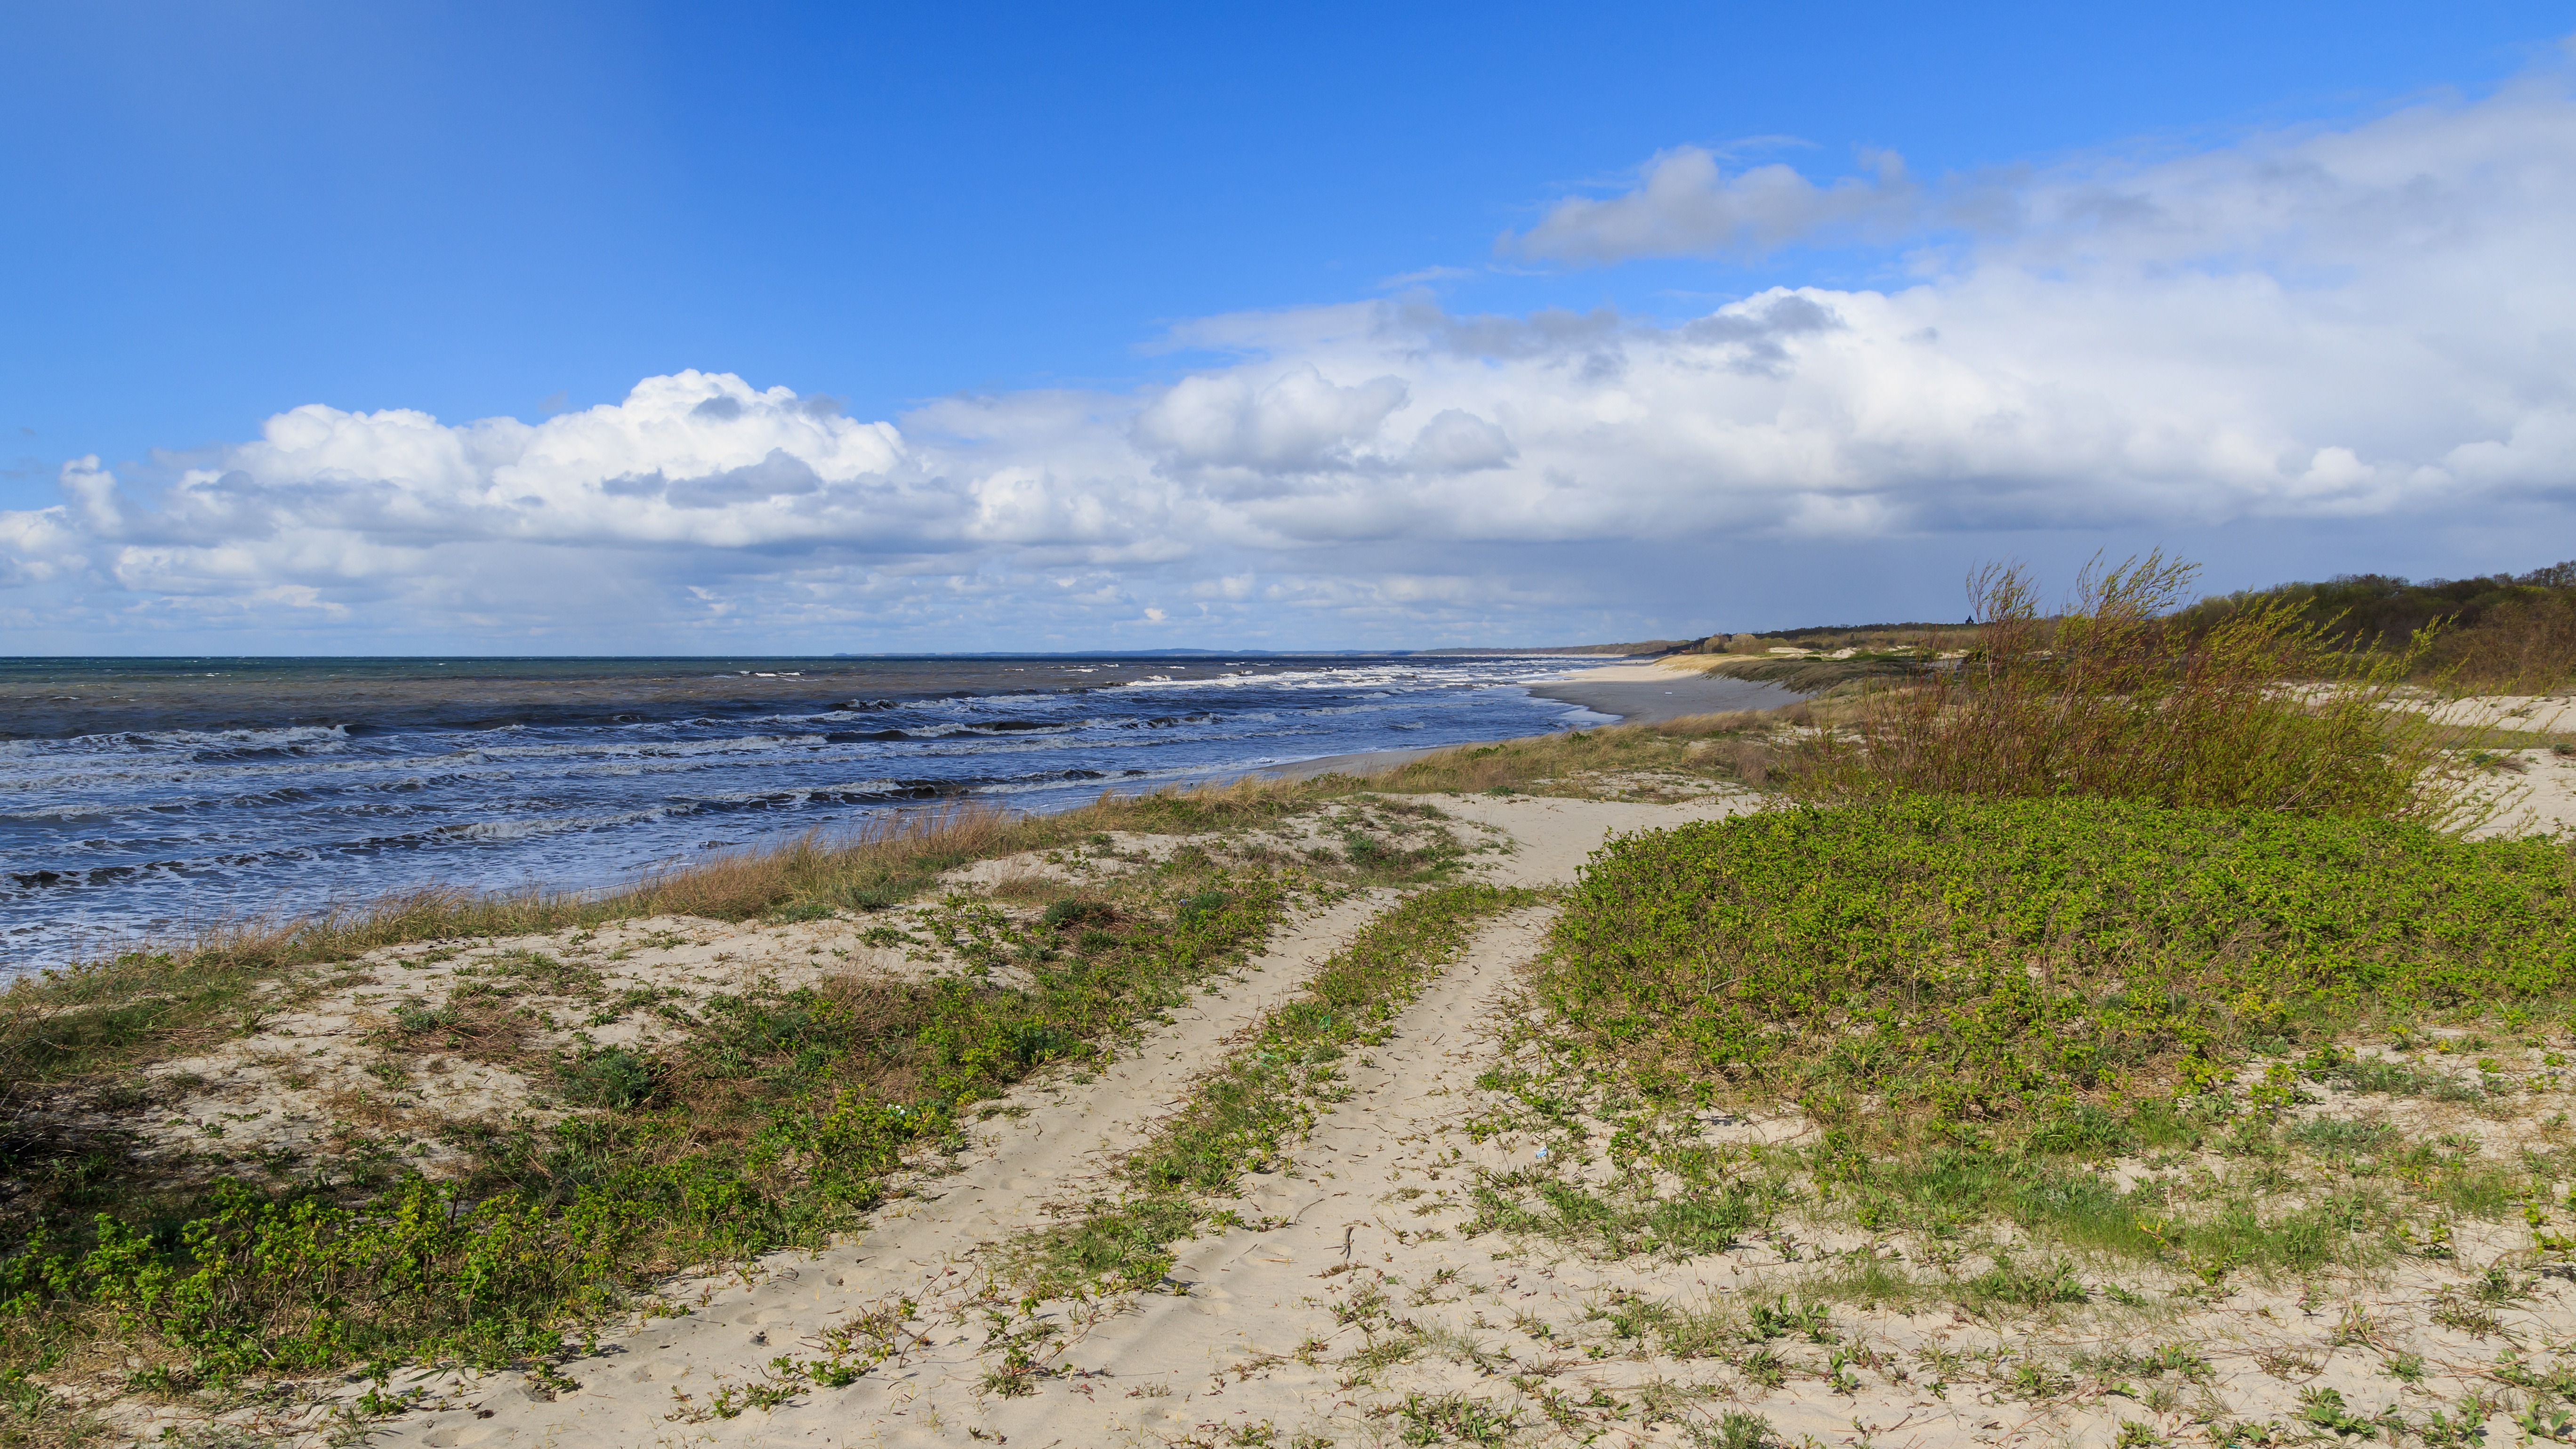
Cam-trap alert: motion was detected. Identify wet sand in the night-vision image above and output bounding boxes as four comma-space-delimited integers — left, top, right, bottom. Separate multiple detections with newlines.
1526, 666, 1804, 722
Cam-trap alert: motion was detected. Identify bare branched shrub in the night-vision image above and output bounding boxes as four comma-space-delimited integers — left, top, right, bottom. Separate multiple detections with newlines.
2436, 593, 2576, 691
1787, 552, 2465, 821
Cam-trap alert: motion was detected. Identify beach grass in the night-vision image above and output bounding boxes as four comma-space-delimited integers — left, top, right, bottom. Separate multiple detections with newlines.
0, 715, 1788, 1097
0, 840, 1294, 1399
0, 792, 1295, 1093
1362, 710, 1791, 797
1781, 553, 2480, 820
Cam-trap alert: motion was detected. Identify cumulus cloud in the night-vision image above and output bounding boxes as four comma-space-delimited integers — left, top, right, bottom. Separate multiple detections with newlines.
1500, 145, 1921, 264
8, 67, 2576, 647
1132, 366, 1410, 475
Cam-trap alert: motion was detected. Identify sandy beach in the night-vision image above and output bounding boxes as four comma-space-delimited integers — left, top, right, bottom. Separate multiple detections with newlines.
1524, 657, 1807, 723
51, 728, 2576, 1449
1145, 659, 1810, 788
31, 693, 2576, 1449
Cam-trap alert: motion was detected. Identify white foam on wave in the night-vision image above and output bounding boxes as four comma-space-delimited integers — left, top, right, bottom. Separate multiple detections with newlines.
135, 724, 355, 751
455, 733, 828, 762
443, 806, 681, 842
0, 756, 518, 795
673, 780, 906, 805
0, 723, 357, 760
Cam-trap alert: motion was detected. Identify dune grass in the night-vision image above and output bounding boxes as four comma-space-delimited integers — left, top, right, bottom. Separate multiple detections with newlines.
1677, 652, 1925, 697
1363, 711, 1791, 797
0, 851, 1290, 1403
0, 791, 1342, 1097
1783, 553, 2474, 820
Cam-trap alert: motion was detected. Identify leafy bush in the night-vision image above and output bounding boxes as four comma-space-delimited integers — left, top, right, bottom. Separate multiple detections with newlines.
555, 1046, 656, 1109
2172, 559, 2576, 661
1041, 899, 1110, 931
1548, 796, 2576, 1133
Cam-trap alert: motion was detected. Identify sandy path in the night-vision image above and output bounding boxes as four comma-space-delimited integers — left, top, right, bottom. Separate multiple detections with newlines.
366, 891, 1397, 1449
1442, 792, 1760, 886
1525, 660, 1803, 724
970, 907, 1560, 1448
350, 797, 1756, 1449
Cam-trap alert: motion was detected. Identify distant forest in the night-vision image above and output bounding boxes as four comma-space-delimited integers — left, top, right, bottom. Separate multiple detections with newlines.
1688, 561, 2576, 690
2176, 561, 2576, 645
2174, 561, 2576, 686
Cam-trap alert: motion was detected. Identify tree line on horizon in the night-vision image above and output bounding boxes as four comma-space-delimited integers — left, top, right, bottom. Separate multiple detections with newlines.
1675, 558, 2576, 691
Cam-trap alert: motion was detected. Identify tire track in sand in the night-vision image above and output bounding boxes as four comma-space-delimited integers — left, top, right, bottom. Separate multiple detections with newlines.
370, 889, 1400, 1449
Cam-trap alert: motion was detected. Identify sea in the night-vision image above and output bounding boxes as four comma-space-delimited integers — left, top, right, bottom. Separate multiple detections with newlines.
0, 654, 1620, 972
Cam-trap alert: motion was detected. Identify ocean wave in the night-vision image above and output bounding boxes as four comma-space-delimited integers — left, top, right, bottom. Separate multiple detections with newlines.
456, 732, 830, 762
442, 807, 682, 842
135, 724, 355, 751
0, 654, 1606, 966
0, 722, 360, 761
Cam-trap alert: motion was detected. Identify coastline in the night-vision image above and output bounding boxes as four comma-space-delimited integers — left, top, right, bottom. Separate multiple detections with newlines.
1217, 660, 1809, 782
0, 653, 1593, 971
1523, 657, 1806, 723
30, 679, 2576, 1448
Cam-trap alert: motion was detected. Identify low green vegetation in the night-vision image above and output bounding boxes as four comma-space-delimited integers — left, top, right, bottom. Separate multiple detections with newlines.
1450, 779, 2576, 1333
0, 866, 1286, 1401
1550, 795, 2576, 1137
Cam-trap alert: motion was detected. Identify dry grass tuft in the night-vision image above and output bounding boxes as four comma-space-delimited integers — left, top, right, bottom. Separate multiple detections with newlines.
1357, 711, 1783, 797
0, 707, 1811, 1102
1786, 552, 2479, 821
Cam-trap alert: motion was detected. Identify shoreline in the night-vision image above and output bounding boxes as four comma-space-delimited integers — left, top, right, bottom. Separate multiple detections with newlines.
1199, 660, 1811, 784
1522, 657, 1807, 722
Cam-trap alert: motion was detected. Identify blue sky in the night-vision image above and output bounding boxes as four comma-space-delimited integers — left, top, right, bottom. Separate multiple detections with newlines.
5, 3, 2575, 651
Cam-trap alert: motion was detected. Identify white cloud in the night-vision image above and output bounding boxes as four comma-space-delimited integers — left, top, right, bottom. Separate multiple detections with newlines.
9, 66, 2576, 647
1500, 145, 1920, 264
1131, 365, 1410, 475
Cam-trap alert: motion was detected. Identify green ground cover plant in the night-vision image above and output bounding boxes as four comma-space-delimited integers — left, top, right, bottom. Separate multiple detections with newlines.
0, 870, 1287, 1399
1548, 794, 2576, 1137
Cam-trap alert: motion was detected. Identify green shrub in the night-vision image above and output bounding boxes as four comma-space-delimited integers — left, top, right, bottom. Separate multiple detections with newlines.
1041, 899, 1110, 931
1548, 796, 2576, 1133
555, 1046, 656, 1110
